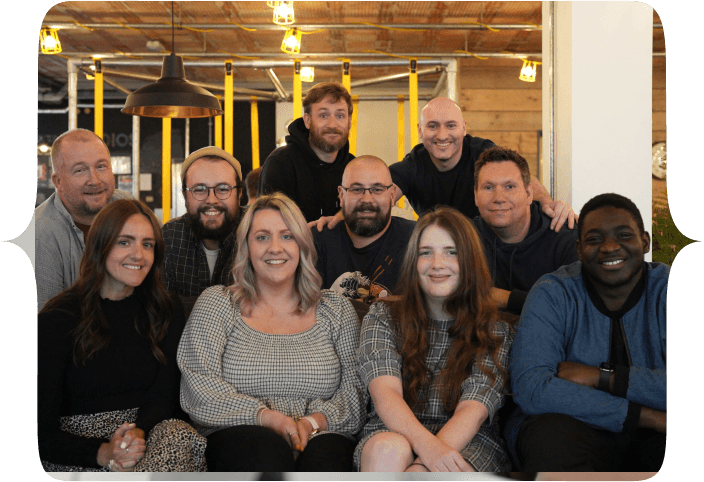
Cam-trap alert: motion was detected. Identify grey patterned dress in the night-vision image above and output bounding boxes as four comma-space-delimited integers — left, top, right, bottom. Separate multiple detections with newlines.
178, 286, 367, 439
355, 301, 512, 471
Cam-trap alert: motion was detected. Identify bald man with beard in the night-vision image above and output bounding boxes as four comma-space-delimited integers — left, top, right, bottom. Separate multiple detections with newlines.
312, 156, 415, 301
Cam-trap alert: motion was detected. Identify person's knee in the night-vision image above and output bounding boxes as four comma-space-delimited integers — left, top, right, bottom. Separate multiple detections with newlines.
361, 432, 414, 472
206, 425, 294, 471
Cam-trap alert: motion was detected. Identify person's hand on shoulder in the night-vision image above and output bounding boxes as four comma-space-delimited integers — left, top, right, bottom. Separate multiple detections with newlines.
308, 212, 344, 232
541, 200, 578, 232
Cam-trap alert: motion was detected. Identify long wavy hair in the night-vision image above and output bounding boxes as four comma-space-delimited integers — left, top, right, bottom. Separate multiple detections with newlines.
40, 199, 173, 366
230, 192, 322, 314
390, 206, 506, 413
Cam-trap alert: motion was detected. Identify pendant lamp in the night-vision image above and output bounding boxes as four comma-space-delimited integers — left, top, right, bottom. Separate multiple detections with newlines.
122, 2, 223, 118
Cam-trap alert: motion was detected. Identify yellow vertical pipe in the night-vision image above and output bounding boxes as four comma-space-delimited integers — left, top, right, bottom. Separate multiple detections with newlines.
162, 118, 171, 223
341, 59, 351, 93
349, 95, 358, 156
293, 61, 302, 119
94, 60, 103, 139
409, 59, 419, 147
250, 96, 260, 169
214, 96, 223, 149
396, 95, 406, 209
225, 61, 233, 155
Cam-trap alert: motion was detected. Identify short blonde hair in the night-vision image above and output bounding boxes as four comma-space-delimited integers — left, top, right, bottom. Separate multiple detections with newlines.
230, 193, 322, 314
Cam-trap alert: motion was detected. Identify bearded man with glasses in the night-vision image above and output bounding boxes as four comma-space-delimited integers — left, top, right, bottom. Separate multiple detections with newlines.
162, 147, 245, 306
312, 156, 415, 303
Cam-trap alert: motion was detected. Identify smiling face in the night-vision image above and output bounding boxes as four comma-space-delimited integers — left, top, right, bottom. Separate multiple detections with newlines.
248, 208, 301, 290
184, 157, 241, 246
52, 134, 115, 225
102, 214, 156, 300
339, 156, 396, 238
416, 224, 460, 316
475, 161, 533, 242
418, 98, 467, 171
577, 206, 650, 294
304, 95, 351, 155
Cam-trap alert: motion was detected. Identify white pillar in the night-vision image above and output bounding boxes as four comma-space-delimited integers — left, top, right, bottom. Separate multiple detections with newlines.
545, 1, 653, 247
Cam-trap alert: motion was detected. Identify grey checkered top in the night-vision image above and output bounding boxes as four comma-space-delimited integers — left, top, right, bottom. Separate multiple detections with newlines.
356, 301, 512, 471
178, 286, 367, 438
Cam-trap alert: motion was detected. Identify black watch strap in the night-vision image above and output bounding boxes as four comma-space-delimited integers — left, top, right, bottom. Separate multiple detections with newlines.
598, 363, 614, 393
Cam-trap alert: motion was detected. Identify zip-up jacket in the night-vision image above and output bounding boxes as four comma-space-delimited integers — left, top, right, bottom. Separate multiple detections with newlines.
258, 117, 355, 222
473, 201, 578, 314
508, 261, 667, 447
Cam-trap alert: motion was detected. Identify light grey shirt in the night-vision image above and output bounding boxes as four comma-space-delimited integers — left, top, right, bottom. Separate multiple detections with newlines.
34, 189, 133, 310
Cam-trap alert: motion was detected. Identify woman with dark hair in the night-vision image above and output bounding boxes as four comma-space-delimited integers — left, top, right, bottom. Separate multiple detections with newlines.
178, 192, 366, 472
355, 206, 512, 472
39, 199, 204, 472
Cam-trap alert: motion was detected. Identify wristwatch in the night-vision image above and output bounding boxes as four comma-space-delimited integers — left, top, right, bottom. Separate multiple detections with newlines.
598, 362, 614, 393
302, 416, 319, 435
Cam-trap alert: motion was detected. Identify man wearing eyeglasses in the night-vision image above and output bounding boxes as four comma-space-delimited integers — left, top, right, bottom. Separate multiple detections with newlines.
162, 147, 244, 300
312, 156, 415, 302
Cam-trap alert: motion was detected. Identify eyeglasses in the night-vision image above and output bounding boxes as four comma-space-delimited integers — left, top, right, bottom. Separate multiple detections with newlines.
183, 183, 240, 200
341, 184, 393, 196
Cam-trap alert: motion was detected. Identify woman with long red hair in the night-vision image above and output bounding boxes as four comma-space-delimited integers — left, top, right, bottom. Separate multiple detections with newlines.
355, 206, 512, 472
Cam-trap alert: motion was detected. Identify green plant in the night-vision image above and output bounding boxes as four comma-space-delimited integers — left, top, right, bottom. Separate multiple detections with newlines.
651, 204, 694, 266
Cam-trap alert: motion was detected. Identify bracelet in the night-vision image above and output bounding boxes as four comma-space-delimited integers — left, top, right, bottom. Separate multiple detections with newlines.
257, 407, 269, 426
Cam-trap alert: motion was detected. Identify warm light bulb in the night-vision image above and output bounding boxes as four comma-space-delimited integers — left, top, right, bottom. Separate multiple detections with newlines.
519, 59, 538, 82
40, 27, 62, 54
281, 27, 302, 54
273, 1, 295, 25
300, 66, 315, 82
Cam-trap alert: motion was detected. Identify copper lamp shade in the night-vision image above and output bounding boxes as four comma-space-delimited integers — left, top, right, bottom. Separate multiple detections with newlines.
122, 53, 223, 118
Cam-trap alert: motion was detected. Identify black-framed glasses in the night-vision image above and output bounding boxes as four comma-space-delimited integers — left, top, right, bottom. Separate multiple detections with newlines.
183, 183, 240, 200
341, 184, 393, 196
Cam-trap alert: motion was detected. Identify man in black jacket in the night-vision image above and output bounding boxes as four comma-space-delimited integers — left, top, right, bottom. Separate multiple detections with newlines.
259, 82, 355, 222
472, 146, 579, 314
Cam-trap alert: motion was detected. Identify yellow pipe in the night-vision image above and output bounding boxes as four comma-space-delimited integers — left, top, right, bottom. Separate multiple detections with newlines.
94, 60, 103, 139
409, 59, 419, 147
225, 61, 233, 155
293, 61, 302, 119
350, 95, 358, 156
250, 96, 260, 169
396, 95, 406, 209
162, 118, 171, 223
214, 96, 222, 149
342, 59, 351, 93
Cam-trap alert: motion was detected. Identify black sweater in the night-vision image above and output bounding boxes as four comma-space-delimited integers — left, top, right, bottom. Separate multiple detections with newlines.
258, 118, 355, 222
473, 202, 579, 314
37, 291, 185, 468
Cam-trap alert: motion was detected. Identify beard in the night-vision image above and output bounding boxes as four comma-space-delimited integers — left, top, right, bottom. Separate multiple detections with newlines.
309, 126, 349, 154
185, 204, 240, 243
344, 201, 391, 237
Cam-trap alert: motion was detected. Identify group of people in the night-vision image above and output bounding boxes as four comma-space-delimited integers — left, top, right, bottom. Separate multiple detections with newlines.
35, 81, 666, 474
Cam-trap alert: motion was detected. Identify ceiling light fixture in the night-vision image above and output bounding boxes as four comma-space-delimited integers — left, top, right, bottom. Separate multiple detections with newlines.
519, 59, 541, 83
40, 27, 62, 54
122, 1, 223, 118
300, 66, 315, 82
267, 1, 282, 7
273, 1, 295, 26
281, 27, 302, 54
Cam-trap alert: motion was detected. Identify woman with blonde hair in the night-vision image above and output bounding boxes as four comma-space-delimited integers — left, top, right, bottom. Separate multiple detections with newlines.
39, 199, 203, 472
355, 206, 512, 472
178, 192, 366, 471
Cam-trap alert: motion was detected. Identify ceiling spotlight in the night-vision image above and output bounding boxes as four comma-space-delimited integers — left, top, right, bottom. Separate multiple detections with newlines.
300, 66, 315, 82
273, 1, 295, 26
519, 59, 540, 83
40, 27, 62, 54
281, 27, 302, 55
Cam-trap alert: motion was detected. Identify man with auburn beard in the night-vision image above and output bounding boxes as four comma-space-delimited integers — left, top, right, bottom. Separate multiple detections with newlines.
259, 82, 355, 222
313, 156, 415, 301
162, 147, 244, 299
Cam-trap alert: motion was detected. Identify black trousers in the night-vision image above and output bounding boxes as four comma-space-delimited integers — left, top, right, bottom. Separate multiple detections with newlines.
517, 413, 666, 472
205, 425, 356, 472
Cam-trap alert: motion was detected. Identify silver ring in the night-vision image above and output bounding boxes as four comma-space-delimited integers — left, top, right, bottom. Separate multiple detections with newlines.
125, 447, 129, 453
288, 432, 297, 437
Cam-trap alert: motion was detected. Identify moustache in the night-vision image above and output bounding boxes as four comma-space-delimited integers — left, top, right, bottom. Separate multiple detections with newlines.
353, 202, 380, 214
322, 128, 344, 135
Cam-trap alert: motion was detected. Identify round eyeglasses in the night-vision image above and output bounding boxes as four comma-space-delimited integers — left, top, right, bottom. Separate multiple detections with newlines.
183, 183, 240, 201
340, 184, 393, 196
